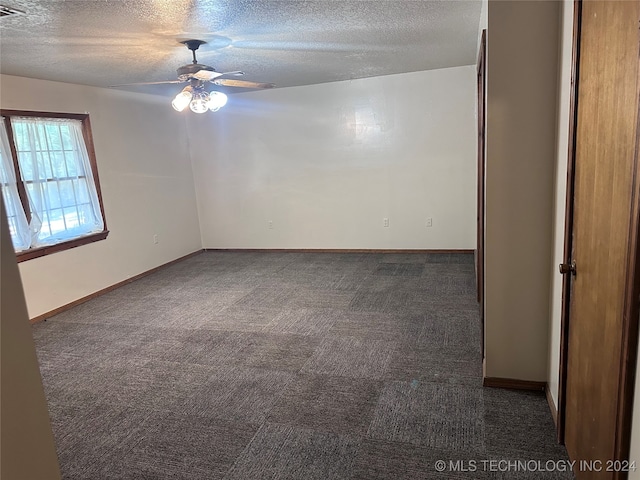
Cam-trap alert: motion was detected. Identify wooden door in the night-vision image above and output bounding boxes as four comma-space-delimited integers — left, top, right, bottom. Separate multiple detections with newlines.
563, 1, 640, 477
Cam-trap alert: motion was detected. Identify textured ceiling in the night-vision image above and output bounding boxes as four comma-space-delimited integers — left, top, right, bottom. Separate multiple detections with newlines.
0, 0, 482, 96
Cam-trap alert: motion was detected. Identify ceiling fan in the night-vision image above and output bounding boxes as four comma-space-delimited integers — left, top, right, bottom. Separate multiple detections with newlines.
111, 39, 274, 113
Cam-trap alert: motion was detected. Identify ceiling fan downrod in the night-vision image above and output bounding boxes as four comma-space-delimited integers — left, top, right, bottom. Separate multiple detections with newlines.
181, 39, 206, 64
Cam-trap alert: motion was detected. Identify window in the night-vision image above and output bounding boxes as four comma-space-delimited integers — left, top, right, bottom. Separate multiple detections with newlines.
0, 111, 108, 262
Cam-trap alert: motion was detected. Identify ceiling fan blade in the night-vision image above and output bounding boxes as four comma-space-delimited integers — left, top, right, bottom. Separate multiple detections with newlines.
213, 79, 275, 89
109, 80, 184, 87
219, 71, 245, 77
188, 70, 244, 82
193, 70, 223, 81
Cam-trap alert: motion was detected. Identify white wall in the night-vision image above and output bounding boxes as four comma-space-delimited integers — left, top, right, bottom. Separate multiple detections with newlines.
478, 0, 488, 52
0, 75, 202, 319
485, 1, 560, 381
547, 0, 573, 413
188, 67, 477, 250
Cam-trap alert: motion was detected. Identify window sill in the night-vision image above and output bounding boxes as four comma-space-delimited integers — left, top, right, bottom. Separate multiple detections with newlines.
16, 230, 109, 263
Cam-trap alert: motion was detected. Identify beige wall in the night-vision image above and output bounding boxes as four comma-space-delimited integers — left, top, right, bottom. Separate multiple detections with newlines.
188, 67, 477, 250
0, 196, 61, 479
0, 75, 202, 319
485, 1, 560, 380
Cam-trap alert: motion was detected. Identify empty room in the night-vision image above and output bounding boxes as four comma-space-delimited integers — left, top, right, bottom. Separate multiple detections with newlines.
2, 1, 640, 479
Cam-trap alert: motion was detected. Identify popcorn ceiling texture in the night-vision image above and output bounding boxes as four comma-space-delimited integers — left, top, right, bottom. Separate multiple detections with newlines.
0, 0, 482, 95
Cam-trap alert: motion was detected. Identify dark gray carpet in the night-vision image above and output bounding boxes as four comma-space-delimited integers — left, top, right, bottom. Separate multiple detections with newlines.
32, 251, 572, 479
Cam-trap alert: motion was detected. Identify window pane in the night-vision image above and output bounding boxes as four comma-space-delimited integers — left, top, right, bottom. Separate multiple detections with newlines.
60, 125, 73, 151
45, 124, 62, 151
10, 115, 105, 251
3, 186, 29, 251
45, 181, 62, 209
66, 152, 78, 177
36, 151, 52, 179
12, 123, 26, 150
78, 203, 98, 226
0, 119, 30, 251
75, 179, 90, 203
57, 179, 77, 208
33, 125, 45, 152
46, 208, 65, 236
24, 183, 35, 215
4, 186, 19, 211
17, 152, 34, 181
39, 209, 52, 237
7, 215, 17, 236
51, 151, 68, 178
63, 207, 80, 229
6, 214, 26, 251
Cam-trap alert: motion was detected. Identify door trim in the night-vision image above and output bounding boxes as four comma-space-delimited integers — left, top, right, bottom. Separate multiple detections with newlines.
557, 0, 582, 444
614, 70, 640, 479
477, 29, 486, 358
557, 2, 640, 474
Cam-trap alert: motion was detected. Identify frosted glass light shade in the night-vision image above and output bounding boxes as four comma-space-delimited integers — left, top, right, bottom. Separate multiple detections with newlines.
171, 89, 193, 112
189, 91, 209, 113
172, 87, 226, 113
207, 91, 228, 112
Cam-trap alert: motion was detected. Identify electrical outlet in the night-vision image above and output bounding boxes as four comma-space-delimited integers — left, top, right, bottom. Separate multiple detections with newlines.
153, 234, 159, 244
383, 218, 389, 228
268, 220, 273, 229
426, 218, 433, 227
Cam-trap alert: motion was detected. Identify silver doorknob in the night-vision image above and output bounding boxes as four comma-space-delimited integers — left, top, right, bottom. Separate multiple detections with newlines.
559, 261, 576, 276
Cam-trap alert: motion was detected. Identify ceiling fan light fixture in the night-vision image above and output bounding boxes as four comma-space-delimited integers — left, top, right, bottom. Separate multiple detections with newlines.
171, 86, 193, 112
189, 90, 210, 114
207, 91, 228, 112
